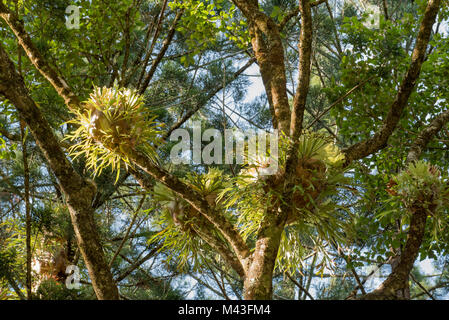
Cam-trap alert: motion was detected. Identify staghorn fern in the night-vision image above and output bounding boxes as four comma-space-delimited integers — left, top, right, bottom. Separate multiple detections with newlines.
384, 161, 449, 240
148, 168, 230, 273
64, 86, 162, 182
221, 131, 353, 273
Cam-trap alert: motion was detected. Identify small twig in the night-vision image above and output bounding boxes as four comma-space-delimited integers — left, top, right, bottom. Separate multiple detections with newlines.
286, 272, 314, 300
307, 76, 375, 129
410, 273, 436, 300
108, 195, 147, 268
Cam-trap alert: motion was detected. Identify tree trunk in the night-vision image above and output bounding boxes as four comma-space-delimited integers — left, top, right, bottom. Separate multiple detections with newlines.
243, 215, 285, 299
66, 193, 120, 300
0, 45, 119, 300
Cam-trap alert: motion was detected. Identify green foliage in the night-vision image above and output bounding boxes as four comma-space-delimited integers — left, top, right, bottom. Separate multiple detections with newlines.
332, 8, 421, 152
169, 0, 250, 66
1, 0, 449, 300
383, 161, 449, 243
296, 131, 346, 167
394, 161, 445, 207
0, 103, 18, 161
0, 136, 17, 161
0, 220, 26, 299
148, 215, 207, 272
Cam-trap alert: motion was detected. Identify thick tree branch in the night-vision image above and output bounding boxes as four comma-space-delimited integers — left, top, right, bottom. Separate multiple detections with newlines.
310, 0, 327, 7
358, 205, 428, 300
127, 149, 251, 272
343, 0, 442, 165
243, 209, 287, 299
278, 8, 300, 30
382, 0, 390, 20
407, 108, 449, 163
358, 68, 448, 302
282, 1, 315, 225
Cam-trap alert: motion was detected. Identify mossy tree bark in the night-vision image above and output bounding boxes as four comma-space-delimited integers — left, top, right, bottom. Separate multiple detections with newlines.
0, 44, 119, 300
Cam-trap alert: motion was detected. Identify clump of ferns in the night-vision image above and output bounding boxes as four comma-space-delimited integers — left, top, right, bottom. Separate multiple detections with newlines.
383, 160, 449, 240
220, 131, 355, 272
275, 228, 344, 277
148, 168, 231, 272
65, 86, 163, 181
223, 131, 353, 236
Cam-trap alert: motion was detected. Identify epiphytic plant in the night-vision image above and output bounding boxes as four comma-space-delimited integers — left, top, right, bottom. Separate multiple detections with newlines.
65, 86, 162, 181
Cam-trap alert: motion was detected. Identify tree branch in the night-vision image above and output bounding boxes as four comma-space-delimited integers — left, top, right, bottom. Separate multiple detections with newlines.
136, 0, 169, 89
138, 9, 184, 94
407, 108, 449, 163
290, 0, 313, 140
128, 153, 250, 274
358, 204, 428, 299
357, 101, 448, 300
231, 0, 290, 133
343, 0, 442, 165
0, 2, 80, 110
286, 272, 314, 300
